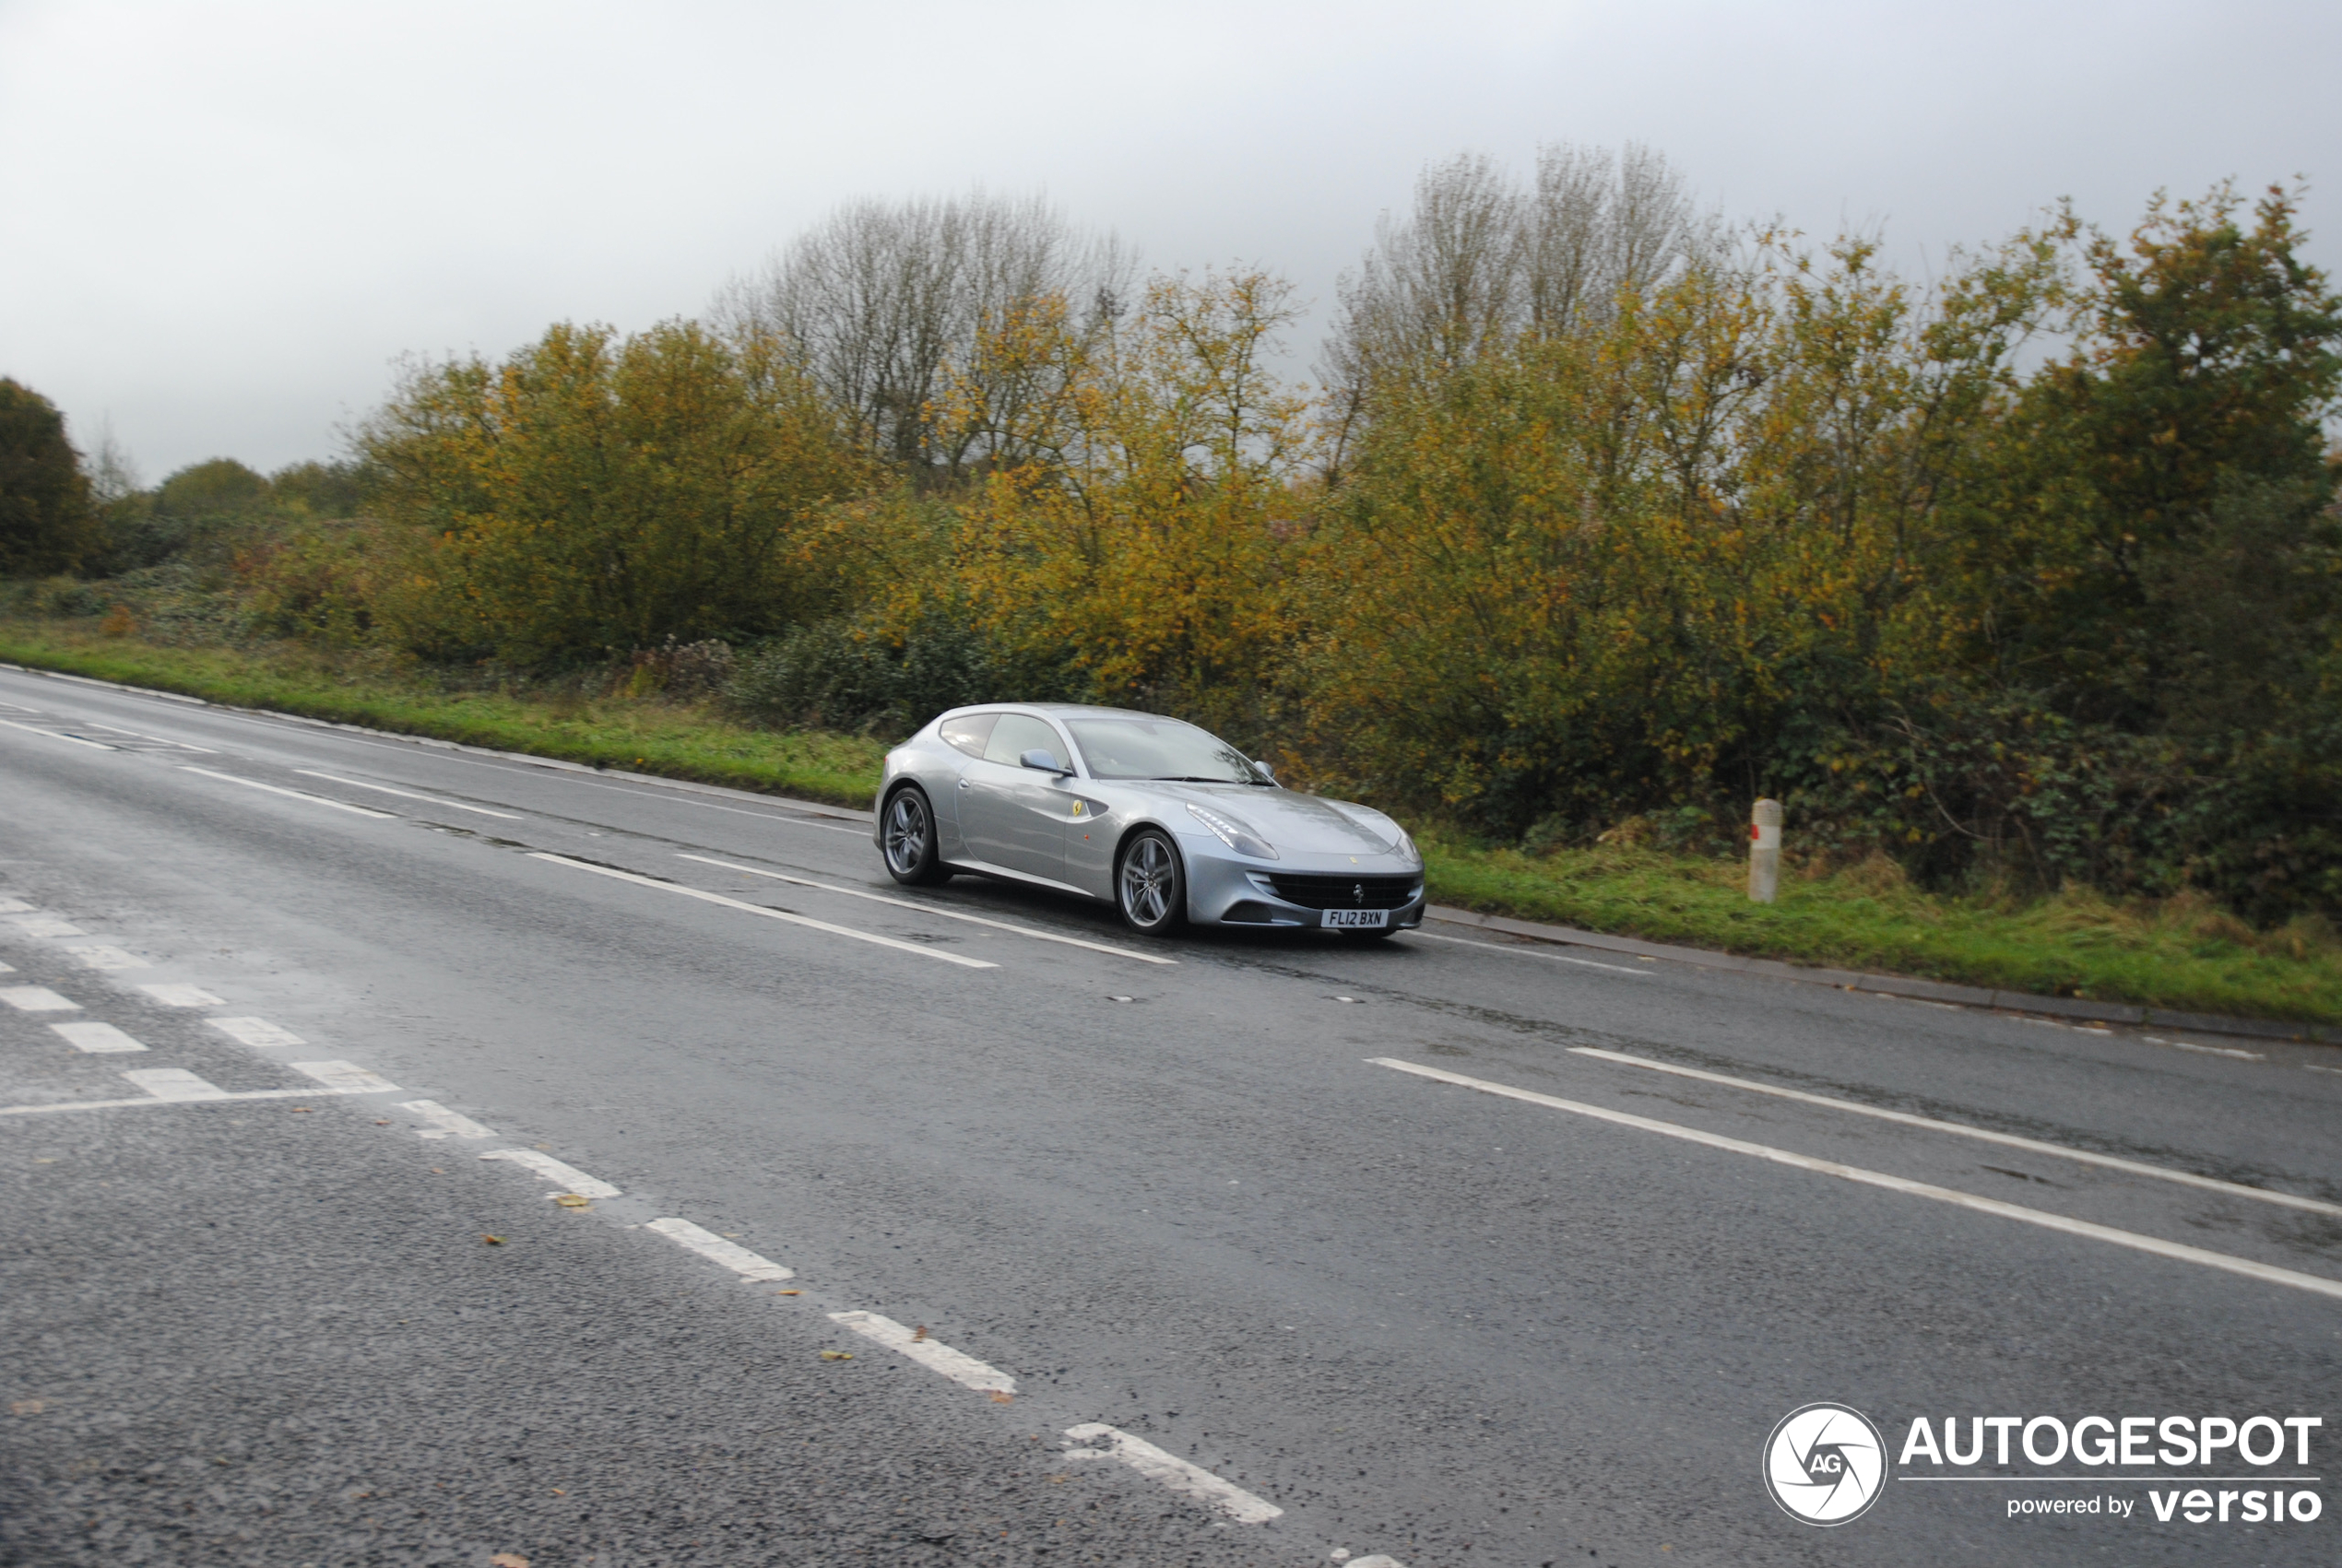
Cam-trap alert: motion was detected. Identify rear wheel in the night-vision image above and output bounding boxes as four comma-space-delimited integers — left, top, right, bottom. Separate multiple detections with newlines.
1116, 829, 1188, 935
881, 786, 952, 886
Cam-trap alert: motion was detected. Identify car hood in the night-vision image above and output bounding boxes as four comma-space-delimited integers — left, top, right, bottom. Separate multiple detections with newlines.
1152, 782, 1408, 859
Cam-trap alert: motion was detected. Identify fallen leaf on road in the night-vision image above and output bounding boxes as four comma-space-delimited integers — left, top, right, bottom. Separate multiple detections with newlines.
820, 1350, 853, 1362
774, 1290, 800, 1296
490, 1554, 530, 1568
481, 1235, 504, 1245
373, 1119, 390, 1126
290, 1107, 313, 1114
989, 1391, 1014, 1404
912, 1325, 929, 1341
553, 1194, 589, 1208
10, 1400, 43, 1416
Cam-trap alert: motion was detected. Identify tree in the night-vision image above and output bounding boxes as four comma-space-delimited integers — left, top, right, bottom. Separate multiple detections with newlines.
0, 379, 99, 575
714, 191, 1133, 478
360, 319, 869, 666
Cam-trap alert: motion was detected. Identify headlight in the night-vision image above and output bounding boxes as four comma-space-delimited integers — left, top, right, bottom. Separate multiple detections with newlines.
1396, 829, 1422, 866
1186, 802, 1278, 859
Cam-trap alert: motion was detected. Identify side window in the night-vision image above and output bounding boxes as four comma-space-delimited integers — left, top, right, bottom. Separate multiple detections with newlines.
940, 712, 999, 759
983, 713, 1065, 769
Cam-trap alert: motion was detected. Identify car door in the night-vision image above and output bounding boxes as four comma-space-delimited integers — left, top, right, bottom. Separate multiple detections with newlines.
930, 711, 999, 860
955, 713, 1075, 881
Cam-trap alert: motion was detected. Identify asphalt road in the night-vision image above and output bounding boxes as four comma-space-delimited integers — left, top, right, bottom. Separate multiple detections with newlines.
1, 664, 2336, 1568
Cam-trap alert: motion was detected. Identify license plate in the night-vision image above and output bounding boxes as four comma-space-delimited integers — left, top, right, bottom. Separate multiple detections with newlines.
1321, 908, 1389, 929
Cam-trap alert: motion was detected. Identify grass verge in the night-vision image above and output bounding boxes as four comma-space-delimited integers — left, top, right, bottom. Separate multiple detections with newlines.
6, 617, 2339, 1027
1424, 833, 2342, 1027
0, 621, 887, 810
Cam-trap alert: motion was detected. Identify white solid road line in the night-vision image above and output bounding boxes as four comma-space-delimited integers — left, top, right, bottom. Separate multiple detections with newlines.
122, 1068, 231, 1102
180, 766, 397, 819
1, 986, 79, 1012
64, 944, 149, 971
644, 1217, 796, 1281
529, 853, 999, 970
290, 1060, 401, 1093
396, 1099, 496, 1139
207, 1016, 306, 1048
50, 1020, 147, 1054
479, 1147, 621, 1198
828, 1311, 1017, 1394
81, 722, 214, 751
0, 716, 112, 749
1407, 928, 1652, 974
1570, 1046, 2342, 1218
293, 770, 523, 819
1060, 1424, 1283, 1525
1372, 1057, 2342, 1303
139, 983, 225, 1007
679, 855, 1177, 966
0, 1083, 398, 1116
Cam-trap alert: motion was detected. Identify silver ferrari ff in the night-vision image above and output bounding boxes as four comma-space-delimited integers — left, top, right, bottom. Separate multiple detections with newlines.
871, 704, 1425, 937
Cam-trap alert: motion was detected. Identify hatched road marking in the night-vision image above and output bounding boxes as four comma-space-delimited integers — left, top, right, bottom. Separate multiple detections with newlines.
179, 766, 397, 819
1, 986, 79, 1012
207, 1017, 305, 1048
122, 1068, 231, 1101
293, 770, 523, 819
1371, 1057, 2342, 1303
679, 854, 1176, 965
139, 983, 225, 1007
1568, 1045, 2342, 1217
530, 853, 998, 970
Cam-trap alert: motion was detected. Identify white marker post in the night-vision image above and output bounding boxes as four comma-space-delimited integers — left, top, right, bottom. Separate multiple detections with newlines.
1749, 798, 1782, 904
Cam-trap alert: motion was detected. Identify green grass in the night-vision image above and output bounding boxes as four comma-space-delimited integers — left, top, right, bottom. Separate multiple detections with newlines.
0, 620, 887, 810
6, 616, 2339, 1027
1424, 832, 2342, 1026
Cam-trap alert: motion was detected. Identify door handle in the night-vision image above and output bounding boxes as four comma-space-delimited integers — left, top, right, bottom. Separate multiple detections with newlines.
957, 779, 972, 790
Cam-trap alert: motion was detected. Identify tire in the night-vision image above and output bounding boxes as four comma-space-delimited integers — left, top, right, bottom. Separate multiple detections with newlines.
1116, 829, 1188, 935
880, 785, 952, 886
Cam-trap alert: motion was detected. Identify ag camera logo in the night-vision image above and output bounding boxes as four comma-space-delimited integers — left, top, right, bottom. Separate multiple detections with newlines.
1765, 1403, 1887, 1525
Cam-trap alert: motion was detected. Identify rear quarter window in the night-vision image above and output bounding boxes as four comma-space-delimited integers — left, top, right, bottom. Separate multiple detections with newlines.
939, 713, 999, 759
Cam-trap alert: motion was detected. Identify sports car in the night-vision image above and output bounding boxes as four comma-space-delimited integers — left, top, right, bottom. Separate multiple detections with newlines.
870, 704, 1425, 937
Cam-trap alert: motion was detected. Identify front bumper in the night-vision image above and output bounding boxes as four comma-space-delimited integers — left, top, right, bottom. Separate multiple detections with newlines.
1177, 833, 1425, 930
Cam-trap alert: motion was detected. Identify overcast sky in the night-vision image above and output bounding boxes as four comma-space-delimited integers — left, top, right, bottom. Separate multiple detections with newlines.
4, 0, 2336, 481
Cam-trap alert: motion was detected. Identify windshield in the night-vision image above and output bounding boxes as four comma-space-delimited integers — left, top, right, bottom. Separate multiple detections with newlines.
1064, 716, 1267, 784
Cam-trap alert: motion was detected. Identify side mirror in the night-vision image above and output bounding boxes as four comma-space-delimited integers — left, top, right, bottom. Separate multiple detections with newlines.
1254, 759, 1277, 783
1020, 749, 1070, 775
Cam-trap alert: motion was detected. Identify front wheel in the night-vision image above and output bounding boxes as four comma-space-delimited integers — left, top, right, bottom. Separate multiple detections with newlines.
880, 786, 952, 886
1116, 829, 1188, 935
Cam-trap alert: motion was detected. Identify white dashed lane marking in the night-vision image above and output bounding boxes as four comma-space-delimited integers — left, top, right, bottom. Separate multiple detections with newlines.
643, 1217, 794, 1281
479, 1148, 621, 1198
290, 1061, 400, 1094
1060, 1424, 1283, 1524
828, 1311, 1015, 1394
207, 1017, 305, 1048
50, 1021, 147, 1054
530, 853, 998, 970
1569, 1045, 2342, 1217
10, 915, 87, 937
292, 770, 523, 819
679, 855, 1176, 965
1372, 1057, 2342, 1302
64, 944, 149, 971
0, 898, 32, 913
396, 1099, 496, 1138
1, 986, 79, 1012
0, 717, 112, 749
122, 1068, 230, 1101
139, 983, 225, 1007
179, 766, 396, 819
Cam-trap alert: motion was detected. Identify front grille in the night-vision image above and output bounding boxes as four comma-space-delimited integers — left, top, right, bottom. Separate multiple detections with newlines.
1262, 873, 1422, 911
